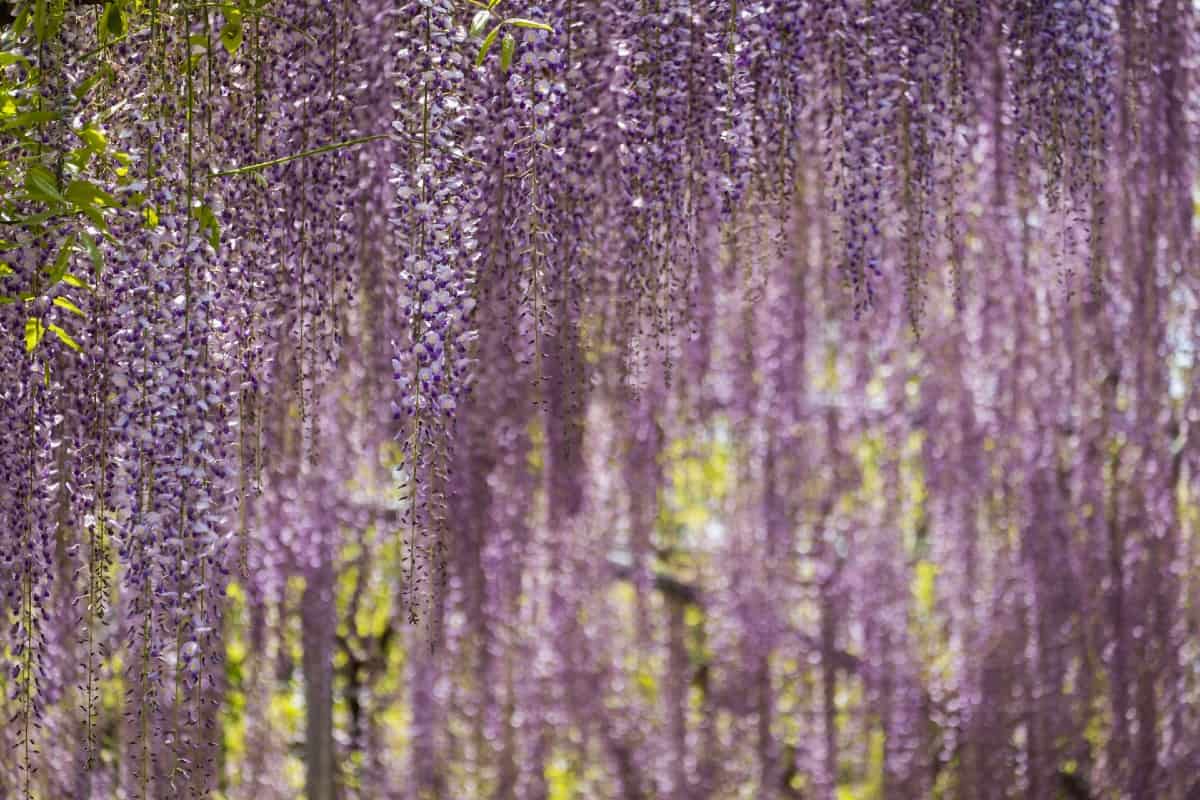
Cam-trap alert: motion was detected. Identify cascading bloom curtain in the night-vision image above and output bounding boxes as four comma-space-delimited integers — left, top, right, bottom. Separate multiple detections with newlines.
0, 1, 1196, 798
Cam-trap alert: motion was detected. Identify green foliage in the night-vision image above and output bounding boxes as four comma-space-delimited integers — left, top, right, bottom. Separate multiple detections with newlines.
468, 2, 552, 71
220, 5, 243, 55
52, 295, 85, 317
836, 728, 885, 800
24, 164, 61, 203
24, 316, 44, 352
0, 0, 128, 359
45, 235, 76, 287
469, 10, 490, 38
193, 202, 221, 249
78, 230, 103, 277
102, 2, 125, 39
660, 433, 731, 534
475, 22, 501, 67
499, 32, 515, 71
545, 752, 581, 800
48, 321, 79, 350
77, 125, 108, 154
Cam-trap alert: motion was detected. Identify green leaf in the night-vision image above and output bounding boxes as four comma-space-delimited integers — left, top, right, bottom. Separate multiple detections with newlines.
0, 211, 59, 227
74, 66, 112, 101
33, 0, 65, 40
65, 179, 116, 209
48, 323, 81, 352
102, 3, 126, 38
0, 52, 31, 68
25, 318, 45, 352
221, 17, 244, 55
3, 110, 59, 131
63, 274, 89, 290
470, 10, 491, 38
25, 165, 62, 203
53, 296, 86, 317
11, 4, 31, 37
476, 23, 502, 67
68, 145, 94, 172
504, 17, 552, 32
500, 33, 516, 72
79, 232, 103, 276
33, 0, 47, 40
80, 205, 109, 233
193, 203, 221, 249
45, 237, 76, 288
78, 126, 108, 153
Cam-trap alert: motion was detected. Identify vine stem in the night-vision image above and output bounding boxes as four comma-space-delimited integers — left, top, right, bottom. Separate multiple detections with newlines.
211, 134, 390, 177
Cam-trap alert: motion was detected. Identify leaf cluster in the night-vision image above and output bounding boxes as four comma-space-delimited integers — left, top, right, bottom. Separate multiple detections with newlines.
466, 0, 552, 71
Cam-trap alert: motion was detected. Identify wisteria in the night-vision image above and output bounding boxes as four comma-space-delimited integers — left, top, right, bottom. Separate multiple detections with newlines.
0, 0, 1197, 798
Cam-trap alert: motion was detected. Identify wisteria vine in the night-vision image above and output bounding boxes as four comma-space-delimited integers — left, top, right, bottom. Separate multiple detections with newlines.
0, 1, 1197, 798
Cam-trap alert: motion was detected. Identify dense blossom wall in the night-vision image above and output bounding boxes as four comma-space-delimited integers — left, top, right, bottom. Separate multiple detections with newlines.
0, 1, 1197, 798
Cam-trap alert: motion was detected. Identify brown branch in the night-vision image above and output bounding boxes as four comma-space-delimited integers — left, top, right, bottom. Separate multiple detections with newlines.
608, 558, 702, 605
606, 558, 861, 674
1057, 769, 1095, 800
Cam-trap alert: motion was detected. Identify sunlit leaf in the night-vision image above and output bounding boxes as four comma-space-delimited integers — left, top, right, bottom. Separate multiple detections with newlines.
44, 237, 76, 288
65, 180, 116, 209
476, 24, 502, 67
24, 165, 62, 203
78, 232, 103, 277
25, 317, 45, 352
48, 323, 81, 351
500, 32, 516, 71
504, 17, 552, 32
102, 2, 125, 38
78, 126, 108, 153
193, 203, 221, 249
470, 10, 491, 38
53, 297, 86, 317
218, 5, 245, 55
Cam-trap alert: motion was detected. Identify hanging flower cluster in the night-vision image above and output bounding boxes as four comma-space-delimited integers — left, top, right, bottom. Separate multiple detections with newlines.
0, 1, 1196, 799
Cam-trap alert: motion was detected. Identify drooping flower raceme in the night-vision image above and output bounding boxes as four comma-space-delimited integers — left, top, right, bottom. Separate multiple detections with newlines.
0, 3, 1195, 800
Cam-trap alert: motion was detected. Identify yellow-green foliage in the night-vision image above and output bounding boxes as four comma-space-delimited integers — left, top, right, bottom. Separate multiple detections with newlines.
836, 728, 885, 800
661, 432, 731, 532
221, 582, 249, 769
545, 751, 580, 800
